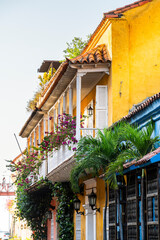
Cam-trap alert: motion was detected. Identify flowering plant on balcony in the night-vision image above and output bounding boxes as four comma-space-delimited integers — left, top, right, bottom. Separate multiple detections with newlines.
39, 113, 85, 153
9, 151, 43, 186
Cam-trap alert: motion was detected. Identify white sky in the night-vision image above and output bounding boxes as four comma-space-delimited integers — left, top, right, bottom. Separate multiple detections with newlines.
0, 0, 136, 231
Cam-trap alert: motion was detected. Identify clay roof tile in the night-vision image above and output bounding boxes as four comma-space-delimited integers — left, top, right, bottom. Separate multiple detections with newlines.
68, 44, 111, 65
104, 0, 152, 18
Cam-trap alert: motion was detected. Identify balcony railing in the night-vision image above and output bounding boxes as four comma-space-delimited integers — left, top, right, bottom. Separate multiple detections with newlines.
48, 144, 76, 173
80, 128, 103, 138
47, 128, 103, 174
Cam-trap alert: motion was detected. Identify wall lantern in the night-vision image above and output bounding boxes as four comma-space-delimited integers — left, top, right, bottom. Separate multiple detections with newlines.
88, 105, 93, 116
73, 198, 84, 215
46, 210, 52, 220
88, 189, 100, 212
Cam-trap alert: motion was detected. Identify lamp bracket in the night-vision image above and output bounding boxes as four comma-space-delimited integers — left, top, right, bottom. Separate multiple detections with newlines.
50, 205, 55, 210
91, 206, 100, 212
76, 210, 84, 215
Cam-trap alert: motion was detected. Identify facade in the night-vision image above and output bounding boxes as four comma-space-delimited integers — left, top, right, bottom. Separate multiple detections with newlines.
18, 0, 160, 239
108, 94, 160, 240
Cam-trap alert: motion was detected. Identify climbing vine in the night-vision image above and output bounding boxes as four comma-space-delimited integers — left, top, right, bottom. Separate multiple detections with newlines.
15, 179, 53, 240
52, 182, 74, 240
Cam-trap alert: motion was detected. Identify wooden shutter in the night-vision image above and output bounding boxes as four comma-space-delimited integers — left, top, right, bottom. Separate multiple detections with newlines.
96, 85, 108, 129
76, 213, 81, 240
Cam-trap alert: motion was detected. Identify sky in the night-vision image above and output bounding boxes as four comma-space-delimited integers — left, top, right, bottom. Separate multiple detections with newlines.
0, 0, 136, 231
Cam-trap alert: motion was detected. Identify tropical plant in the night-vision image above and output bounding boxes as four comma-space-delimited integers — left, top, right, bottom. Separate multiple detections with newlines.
105, 121, 159, 188
70, 124, 125, 193
71, 121, 159, 240
70, 124, 126, 240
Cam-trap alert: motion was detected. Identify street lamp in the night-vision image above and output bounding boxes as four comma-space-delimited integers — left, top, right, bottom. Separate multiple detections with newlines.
73, 198, 84, 215
88, 189, 100, 212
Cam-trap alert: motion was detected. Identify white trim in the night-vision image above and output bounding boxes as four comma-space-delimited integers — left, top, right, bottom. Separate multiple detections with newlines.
58, 101, 61, 124
83, 204, 96, 240
44, 117, 46, 137
103, 206, 109, 240
77, 67, 109, 75
69, 86, 73, 115
76, 73, 82, 140
63, 92, 66, 113
48, 113, 50, 132
34, 129, 36, 147
54, 108, 57, 132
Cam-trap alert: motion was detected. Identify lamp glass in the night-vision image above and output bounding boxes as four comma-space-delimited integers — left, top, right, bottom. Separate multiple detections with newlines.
88, 106, 93, 116
88, 190, 96, 207
46, 211, 52, 220
73, 198, 81, 211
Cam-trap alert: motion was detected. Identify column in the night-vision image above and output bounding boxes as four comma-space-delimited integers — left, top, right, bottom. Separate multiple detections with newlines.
44, 117, 46, 137
38, 123, 41, 145
34, 129, 36, 149
54, 108, 57, 132
76, 72, 85, 140
30, 135, 32, 152
63, 92, 67, 113
69, 86, 73, 115
48, 112, 50, 133
58, 100, 61, 125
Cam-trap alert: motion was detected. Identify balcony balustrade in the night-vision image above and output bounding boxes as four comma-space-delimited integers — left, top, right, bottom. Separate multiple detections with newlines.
47, 128, 103, 174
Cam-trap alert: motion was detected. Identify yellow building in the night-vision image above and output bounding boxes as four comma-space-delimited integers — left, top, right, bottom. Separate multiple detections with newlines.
18, 0, 160, 239
72, 0, 160, 239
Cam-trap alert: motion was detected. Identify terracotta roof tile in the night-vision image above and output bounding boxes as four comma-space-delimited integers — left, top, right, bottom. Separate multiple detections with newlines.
67, 44, 111, 65
104, 0, 152, 18
123, 147, 160, 169
123, 92, 160, 121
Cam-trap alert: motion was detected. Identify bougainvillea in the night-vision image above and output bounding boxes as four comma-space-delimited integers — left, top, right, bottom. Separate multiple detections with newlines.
39, 113, 84, 153
9, 151, 43, 186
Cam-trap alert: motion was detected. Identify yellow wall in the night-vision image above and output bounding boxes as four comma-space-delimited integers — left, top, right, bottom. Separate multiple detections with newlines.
111, 0, 160, 122
127, 0, 160, 107
96, 178, 105, 240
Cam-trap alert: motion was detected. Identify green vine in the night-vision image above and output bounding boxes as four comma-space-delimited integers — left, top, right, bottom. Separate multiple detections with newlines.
15, 179, 53, 240
52, 182, 74, 240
